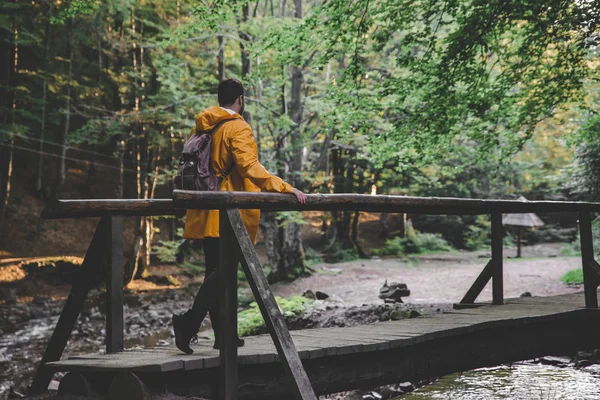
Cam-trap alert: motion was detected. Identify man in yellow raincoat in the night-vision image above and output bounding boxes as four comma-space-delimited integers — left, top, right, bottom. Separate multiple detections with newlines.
173, 79, 306, 354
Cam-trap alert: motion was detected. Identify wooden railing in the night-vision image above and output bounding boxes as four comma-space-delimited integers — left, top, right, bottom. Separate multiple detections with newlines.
30, 192, 600, 400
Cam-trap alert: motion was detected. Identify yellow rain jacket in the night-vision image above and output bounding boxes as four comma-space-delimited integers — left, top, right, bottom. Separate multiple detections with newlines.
182, 106, 294, 243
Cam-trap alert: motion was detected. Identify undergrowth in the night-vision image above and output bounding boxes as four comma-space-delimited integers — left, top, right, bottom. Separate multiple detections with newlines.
560, 268, 584, 285
237, 296, 313, 337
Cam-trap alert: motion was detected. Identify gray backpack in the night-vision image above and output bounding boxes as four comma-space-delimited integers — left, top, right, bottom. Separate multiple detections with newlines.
174, 119, 235, 191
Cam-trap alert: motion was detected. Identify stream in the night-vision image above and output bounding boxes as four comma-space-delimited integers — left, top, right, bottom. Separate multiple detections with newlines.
2, 291, 600, 399
401, 363, 600, 400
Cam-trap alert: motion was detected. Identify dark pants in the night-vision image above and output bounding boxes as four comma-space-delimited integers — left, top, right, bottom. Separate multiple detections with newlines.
190, 238, 222, 335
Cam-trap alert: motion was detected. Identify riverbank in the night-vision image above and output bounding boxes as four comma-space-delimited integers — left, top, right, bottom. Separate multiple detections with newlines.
0, 244, 593, 399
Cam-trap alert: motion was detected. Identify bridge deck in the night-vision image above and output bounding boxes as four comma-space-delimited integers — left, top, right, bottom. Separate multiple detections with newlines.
46, 292, 595, 374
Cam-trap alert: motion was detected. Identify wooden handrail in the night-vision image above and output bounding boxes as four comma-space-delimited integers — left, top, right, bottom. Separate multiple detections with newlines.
41, 199, 180, 219
41, 192, 600, 219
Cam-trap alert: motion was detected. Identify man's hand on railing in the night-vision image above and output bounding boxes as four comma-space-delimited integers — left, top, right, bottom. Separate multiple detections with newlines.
292, 188, 307, 204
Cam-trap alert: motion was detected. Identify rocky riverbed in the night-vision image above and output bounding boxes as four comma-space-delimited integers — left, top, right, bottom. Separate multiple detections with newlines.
1, 245, 597, 399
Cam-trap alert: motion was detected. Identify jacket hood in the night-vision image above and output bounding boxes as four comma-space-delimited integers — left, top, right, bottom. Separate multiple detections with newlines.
195, 106, 242, 132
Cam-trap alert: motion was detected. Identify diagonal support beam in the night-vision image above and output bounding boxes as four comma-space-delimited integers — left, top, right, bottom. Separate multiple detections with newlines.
29, 217, 110, 394
460, 260, 494, 305
579, 212, 599, 309
225, 208, 317, 400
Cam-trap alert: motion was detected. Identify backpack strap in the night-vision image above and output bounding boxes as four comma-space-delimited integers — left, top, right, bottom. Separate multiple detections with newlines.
197, 118, 238, 182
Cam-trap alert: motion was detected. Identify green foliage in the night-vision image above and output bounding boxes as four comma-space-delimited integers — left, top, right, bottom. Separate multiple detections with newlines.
464, 215, 492, 251
560, 217, 600, 258
237, 296, 312, 337
304, 247, 324, 266
154, 240, 180, 264
560, 269, 584, 285
325, 243, 360, 263
374, 232, 453, 257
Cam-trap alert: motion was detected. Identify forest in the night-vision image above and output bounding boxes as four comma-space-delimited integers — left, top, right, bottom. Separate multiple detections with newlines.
1, 0, 600, 282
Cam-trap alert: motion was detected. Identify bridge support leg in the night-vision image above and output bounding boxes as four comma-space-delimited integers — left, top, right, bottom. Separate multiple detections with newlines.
579, 212, 600, 309
106, 216, 124, 353
491, 213, 503, 305
29, 218, 110, 395
219, 209, 239, 400
226, 208, 317, 400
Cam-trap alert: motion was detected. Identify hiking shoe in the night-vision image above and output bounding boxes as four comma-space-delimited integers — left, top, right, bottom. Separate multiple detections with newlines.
172, 313, 195, 354
213, 337, 245, 350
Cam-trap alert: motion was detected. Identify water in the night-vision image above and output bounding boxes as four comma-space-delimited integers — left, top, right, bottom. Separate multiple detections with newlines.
403, 363, 600, 400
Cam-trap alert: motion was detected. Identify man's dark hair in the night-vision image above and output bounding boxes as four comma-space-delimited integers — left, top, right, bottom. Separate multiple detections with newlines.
218, 79, 244, 106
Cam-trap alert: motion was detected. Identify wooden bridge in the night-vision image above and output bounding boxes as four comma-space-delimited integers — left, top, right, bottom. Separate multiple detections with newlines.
28, 192, 600, 400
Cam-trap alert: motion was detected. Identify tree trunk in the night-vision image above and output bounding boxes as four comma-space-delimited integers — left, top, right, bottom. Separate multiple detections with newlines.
56, 43, 73, 192
262, 0, 306, 280
37, 11, 51, 193
217, 35, 225, 81
0, 25, 17, 218
259, 212, 282, 279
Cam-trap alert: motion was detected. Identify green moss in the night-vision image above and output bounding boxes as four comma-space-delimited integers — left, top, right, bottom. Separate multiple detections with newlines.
237, 296, 313, 337
560, 268, 584, 285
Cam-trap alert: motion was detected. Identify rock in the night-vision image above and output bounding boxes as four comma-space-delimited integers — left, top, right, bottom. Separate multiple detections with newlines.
0, 288, 18, 305
520, 292, 532, 297
378, 386, 403, 399
361, 392, 382, 400
539, 356, 570, 367
406, 310, 421, 319
390, 310, 403, 321
398, 382, 415, 393
48, 380, 60, 391
315, 291, 329, 300
302, 290, 316, 300
576, 359, 594, 368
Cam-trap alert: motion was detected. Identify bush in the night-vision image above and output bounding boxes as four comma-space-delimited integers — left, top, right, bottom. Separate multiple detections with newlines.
304, 247, 324, 266
464, 215, 491, 251
559, 217, 600, 258
373, 232, 454, 257
154, 240, 181, 263
560, 268, 584, 285
325, 243, 359, 263
237, 296, 312, 337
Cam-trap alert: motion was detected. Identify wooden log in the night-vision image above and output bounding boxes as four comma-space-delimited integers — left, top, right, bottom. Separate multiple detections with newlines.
57, 372, 92, 398
108, 372, 152, 400
579, 212, 599, 309
41, 194, 600, 219
29, 218, 109, 395
459, 260, 494, 305
491, 213, 504, 305
41, 199, 181, 219
226, 208, 317, 400
106, 216, 124, 353
174, 191, 600, 215
219, 209, 239, 400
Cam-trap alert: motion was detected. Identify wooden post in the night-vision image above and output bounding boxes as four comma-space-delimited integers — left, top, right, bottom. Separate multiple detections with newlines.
579, 212, 598, 309
106, 216, 124, 353
226, 208, 318, 400
517, 227, 523, 258
29, 218, 109, 394
219, 209, 239, 400
491, 213, 504, 305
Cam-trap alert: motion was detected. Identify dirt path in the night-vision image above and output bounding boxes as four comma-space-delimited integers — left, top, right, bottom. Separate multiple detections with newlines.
273, 244, 583, 306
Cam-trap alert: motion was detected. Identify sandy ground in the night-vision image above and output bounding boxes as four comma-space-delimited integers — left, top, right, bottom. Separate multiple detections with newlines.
272, 243, 583, 306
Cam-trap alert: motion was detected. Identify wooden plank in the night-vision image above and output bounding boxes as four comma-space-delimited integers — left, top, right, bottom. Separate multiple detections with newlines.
460, 260, 493, 304
226, 208, 317, 400
173, 190, 600, 215
41, 199, 180, 219
29, 218, 109, 394
491, 213, 503, 305
579, 212, 598, 309
219, 210, 239, 400
106, 216, 124, 353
